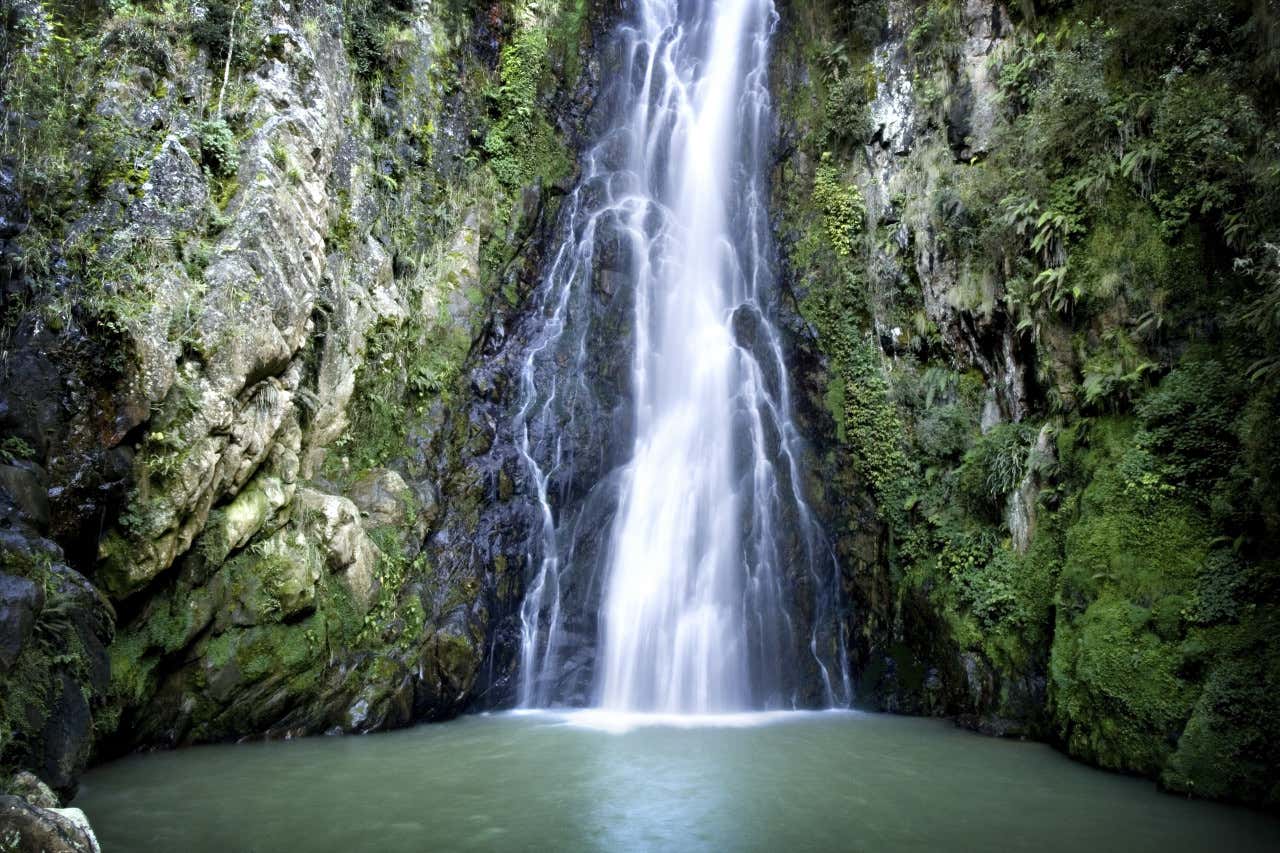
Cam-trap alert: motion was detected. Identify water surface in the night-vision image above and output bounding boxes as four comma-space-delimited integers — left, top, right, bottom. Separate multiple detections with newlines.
76, 711, 1278, 852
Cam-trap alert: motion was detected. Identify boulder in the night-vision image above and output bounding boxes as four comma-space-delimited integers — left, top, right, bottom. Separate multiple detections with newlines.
39, 673, 93, 794
348, 468, 414, 531
0, 463, 49, 528
0, 796, 100, 853
6, 771, 59, 809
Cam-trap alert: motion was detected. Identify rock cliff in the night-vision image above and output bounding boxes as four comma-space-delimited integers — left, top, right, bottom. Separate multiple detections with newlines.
771, 0, 1280, 808
0, 0, 608, 796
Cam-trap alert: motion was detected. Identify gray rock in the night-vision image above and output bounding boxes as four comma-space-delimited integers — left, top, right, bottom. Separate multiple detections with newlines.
0, 795, 100, 852
0, 573, 42, 674
6, 771, 59, 809
127, 136, 209, 235
295, 488, 379, 612
349, 468, 414, 531
0, 463, 49, 527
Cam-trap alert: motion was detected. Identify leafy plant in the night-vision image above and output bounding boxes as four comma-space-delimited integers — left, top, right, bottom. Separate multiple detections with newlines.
198, 118, 240, 178
813, 153, 865, 257
0, 436, 36, 464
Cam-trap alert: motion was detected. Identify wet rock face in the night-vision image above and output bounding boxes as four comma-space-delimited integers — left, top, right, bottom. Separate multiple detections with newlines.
944, 0, 1011, 161
428, 200, 638, 707
0, 0, 615, 800
428, 20, 628, 709
0, 574, 41, 673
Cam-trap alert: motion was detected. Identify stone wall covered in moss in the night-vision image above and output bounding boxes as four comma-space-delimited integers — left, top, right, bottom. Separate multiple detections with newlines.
771, 0, 1280, 808
0, 0, 611, 797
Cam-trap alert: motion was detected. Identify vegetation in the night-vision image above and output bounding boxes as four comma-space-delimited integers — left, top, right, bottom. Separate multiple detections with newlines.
0, 0, 1274, 819
0, 0, 594, 792
778, 0, 1280, 807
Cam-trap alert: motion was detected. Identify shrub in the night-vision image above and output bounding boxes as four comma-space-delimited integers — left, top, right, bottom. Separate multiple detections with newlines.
1135, 360, 1238, 490
198, 118, 239, 178
958, 421, 1036, 517
813, 153, 865, 257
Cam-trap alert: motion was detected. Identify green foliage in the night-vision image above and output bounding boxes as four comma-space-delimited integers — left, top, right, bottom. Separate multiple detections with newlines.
1134, 360, 1239, 491
102, 7, 173, 74
915, 403, 975, 463
189, 0, 260, 71
1077, 330, 1157, 412
1040, 415, 1280, 797
1052, 594, 1196, 774
481, 24, 570, 192
1161, 614, 1280, 805
0, 554, 103, 777
1232, 243, 1280, 383
331, 314, 470, 478
0, 436, 36, 464
822, 72, 874, 145
905, 0, 963, 65
360, 527, 428, 646
827, 0, 886, 53
342, 0, 414, 83
800, 264, 908, 496
197, 118, 240, 179
812, 154, 865, 257
957, 422, 1036, 516
0, 0, 233, 349
841, 343, 909, 496
939, 531, 1021, 629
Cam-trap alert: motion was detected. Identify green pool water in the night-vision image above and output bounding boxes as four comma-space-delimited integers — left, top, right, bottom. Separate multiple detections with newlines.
75, 710, 1279, 852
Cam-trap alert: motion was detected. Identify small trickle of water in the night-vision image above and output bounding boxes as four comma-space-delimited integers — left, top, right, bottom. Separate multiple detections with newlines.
516, 0, 849, 712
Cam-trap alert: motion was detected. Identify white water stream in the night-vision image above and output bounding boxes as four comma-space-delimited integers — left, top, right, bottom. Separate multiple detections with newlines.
516, 0, 849, 712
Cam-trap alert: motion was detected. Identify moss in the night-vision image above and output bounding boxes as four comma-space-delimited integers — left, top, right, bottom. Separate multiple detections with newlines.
233, 619, 320, 684
1048, 419, 1210, 773
198, 478, 279, 566
792, 229, 907, 500
1052, 595, 1194, 772
0, 437, 36, 464
108, 632, 160, 709
839, 340, 910, 498
1162, 614, 1280, 806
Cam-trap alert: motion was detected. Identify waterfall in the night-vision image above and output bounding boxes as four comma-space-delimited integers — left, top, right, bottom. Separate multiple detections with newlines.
514, 0, 850, 713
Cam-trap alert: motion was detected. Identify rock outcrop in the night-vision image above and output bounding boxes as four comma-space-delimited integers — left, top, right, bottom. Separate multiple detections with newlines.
0, 796, 101, 853
772, 0, 1280, 808
0, 0, 611, 810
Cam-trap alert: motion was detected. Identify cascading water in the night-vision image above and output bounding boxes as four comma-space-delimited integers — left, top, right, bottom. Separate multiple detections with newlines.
514, 0, 850, 713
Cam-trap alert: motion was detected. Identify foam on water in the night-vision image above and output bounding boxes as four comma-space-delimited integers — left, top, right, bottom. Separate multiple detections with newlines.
507, 708, 863, 734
